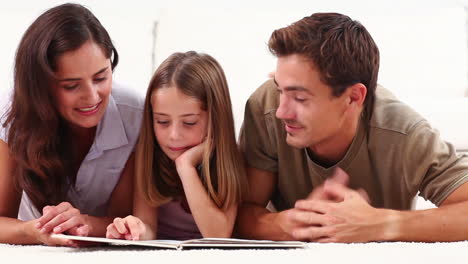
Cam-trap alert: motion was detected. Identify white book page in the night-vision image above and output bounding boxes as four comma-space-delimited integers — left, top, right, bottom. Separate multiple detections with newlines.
51, 234, 306, 249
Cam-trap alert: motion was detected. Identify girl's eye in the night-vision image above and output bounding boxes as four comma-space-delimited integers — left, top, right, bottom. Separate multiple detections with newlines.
184, 122, 196, 126
156, 121, 169, 125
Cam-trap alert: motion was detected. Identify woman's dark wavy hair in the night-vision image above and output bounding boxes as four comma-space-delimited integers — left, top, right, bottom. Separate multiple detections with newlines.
2, 3, 118, 210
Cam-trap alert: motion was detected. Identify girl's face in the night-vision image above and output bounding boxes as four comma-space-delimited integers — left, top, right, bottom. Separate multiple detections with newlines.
151, 86, 208, 161
52, 40, 112, 131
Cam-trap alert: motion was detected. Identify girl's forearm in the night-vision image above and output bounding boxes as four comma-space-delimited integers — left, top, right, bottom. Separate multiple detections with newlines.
177, 166, 235, 238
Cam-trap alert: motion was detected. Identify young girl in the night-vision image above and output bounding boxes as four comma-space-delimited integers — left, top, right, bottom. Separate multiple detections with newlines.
0, 4, 142, 246
106, 51, 246, 240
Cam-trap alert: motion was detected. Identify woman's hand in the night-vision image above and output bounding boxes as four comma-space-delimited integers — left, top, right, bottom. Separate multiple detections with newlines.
35, 202, 89, 236
106, 215, 148, 241
24, 219, 77, 247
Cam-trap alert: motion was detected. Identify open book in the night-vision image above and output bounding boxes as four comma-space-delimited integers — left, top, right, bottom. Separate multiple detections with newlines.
52, 234, 306, 250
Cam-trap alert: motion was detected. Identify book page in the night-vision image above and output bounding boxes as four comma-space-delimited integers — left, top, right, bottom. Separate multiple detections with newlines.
51, 234, 181, 249
51, 234, 306, 249
180, 238, 306, 248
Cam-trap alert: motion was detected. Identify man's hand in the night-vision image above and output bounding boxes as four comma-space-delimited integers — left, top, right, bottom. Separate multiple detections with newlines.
307, 167, 350, 201
308, 168, 370, 203
273, 168, 350, 240
293, 178, 390, 243
276, 206, 343, 240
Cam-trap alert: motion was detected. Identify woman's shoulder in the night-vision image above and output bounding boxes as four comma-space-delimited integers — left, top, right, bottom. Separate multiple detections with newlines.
110, 82, 145, 112
105, 82, 144, 142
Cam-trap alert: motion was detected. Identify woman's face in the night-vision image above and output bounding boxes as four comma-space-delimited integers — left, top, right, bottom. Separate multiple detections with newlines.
151, 86, 208, 161
52, 40, 112, 130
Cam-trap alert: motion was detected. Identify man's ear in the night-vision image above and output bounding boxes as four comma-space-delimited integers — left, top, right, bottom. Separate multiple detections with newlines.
347, 83, 367, 107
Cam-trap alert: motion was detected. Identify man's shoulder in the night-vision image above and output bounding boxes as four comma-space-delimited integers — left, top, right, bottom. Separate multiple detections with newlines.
370, 85, 426, 136
246, 79, 279, 116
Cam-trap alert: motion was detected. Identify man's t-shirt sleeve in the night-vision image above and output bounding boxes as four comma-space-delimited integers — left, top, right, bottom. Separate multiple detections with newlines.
402, 121, 468, 206
239, 95, 278, 173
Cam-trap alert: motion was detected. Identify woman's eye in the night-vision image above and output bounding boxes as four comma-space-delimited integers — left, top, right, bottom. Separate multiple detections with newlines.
156, 121, 169, 125
184, 122, 196, 126
63, 84, 78, 90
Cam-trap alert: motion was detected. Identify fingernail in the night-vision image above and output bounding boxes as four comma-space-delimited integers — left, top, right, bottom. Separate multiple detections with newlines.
35, 222, 41, 228
54, 227, 61, 233
40, 228, 47, 233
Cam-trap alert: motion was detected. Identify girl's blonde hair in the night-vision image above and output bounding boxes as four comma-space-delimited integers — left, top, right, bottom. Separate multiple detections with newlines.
135, 51, 246, 210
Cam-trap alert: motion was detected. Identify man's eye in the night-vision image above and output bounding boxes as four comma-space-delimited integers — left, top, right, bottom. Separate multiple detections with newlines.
94, 77, 107, 83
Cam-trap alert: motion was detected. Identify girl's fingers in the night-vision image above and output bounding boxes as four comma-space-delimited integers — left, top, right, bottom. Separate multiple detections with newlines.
113, 218, 129, 235
126, 218, 143, 240
106, 224, 123, 239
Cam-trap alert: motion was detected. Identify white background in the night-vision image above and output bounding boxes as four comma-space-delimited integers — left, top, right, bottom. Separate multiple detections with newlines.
2, 0, 468, 209
1, 0, 468, 130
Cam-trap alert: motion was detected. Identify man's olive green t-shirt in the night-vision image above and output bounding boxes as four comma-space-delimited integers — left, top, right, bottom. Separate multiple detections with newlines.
239, 80, 468, 211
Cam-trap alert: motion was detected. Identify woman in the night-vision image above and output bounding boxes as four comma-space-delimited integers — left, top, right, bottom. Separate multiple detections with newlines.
0, 3, 142, 246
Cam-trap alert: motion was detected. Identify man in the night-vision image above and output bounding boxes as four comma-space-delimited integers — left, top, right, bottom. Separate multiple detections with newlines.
236, 12, 468, 242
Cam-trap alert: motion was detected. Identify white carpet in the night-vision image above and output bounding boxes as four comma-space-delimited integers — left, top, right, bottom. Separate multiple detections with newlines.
2, 242, 468, 264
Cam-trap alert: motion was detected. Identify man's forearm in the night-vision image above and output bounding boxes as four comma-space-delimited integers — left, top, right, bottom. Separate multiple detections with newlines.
236, 203, 294, 241
383, 201, 468, 242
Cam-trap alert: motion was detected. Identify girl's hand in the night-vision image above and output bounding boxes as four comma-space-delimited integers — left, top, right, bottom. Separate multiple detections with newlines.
106, 215, 147, 241
175, 141, 207, 169
36, 202, 89, 236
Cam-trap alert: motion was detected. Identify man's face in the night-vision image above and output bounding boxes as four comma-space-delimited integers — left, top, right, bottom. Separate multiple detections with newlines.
274, 54, 350, 150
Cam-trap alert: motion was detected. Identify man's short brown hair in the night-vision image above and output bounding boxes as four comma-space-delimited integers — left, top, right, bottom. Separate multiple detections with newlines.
269, 12, 380, 121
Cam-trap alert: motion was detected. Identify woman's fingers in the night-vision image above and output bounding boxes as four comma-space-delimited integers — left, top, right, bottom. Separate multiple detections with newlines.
40, 207, 80, 233
36, 202, 73, 229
